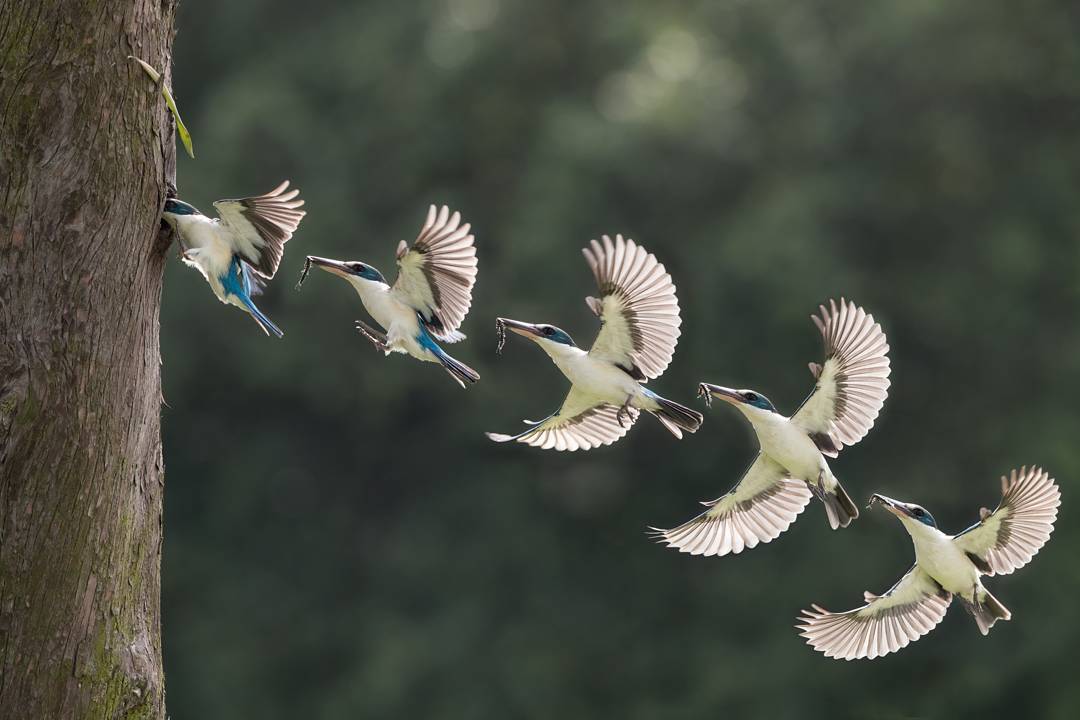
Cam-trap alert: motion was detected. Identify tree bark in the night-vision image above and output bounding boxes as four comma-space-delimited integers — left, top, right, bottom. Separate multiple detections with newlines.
0, 1, 176, 718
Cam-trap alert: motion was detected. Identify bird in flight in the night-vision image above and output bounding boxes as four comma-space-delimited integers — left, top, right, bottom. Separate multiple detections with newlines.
163, 181, 305, 338
301, 205, 479, 388
798, 467, 1060, 660
487, 233, 702, 451
651, 299, 891, 555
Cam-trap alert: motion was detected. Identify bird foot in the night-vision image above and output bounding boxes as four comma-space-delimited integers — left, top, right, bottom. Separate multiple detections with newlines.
616, 398, 633, 428
355, 320, 389, 353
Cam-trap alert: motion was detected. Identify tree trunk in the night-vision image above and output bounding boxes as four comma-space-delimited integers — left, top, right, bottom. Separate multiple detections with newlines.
0, 1, 176, 717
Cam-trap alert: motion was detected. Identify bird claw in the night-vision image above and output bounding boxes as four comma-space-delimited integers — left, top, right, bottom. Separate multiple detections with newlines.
616, 400, 632, 428
355, 320, 388, 353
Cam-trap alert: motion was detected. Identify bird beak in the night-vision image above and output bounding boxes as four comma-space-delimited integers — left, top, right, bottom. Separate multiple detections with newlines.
698, 383, 742, 407
868, 494, 911, 519
306, 256, 352, 279
496, 318, 544, 340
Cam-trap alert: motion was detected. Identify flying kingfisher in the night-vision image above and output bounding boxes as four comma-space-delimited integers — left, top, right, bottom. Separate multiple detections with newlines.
301, 205, 479, 388
487, 233, 702, 451
650, 299, 891, 555
162, 181, 305, 338
799, 467, 1060, 660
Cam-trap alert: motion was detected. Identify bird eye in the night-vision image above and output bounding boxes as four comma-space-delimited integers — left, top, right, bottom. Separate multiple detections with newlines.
913, 508, 924, 517
745, 392, 758, 402
542, 327, 555, 336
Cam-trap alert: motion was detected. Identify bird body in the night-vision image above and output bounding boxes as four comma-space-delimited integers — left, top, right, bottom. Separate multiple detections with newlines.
799, 467, 1061, 660
537, 341, 647, 408
328, 271, 446, 364
163, 181, 306, 338
651, 299, 891, 556
739, 408, 834, 494
302, 205, 480, 387
488, 234, 703, 451
903, 518, 982, 601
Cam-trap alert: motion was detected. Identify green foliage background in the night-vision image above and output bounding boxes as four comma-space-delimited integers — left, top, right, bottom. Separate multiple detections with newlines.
163, 0, 1080, 716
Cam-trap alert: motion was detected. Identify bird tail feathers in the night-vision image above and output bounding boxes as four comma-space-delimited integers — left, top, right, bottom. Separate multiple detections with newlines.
961, 590, 1011, 636
648, 395, 703, 439
241, 296, 284, 338
435, 349, 479, 388
813, 477, 859, 530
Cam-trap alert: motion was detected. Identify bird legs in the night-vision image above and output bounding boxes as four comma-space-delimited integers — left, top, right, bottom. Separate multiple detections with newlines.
355, 320, 389, 354
616, 395, 634, 428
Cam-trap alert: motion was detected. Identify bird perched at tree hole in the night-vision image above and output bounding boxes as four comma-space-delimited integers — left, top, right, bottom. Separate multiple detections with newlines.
798, 467, 1060, 660
650, 299, 890, 555
487, 233, 702, 451
163, 181, 305, 338
300, 205, 479, 388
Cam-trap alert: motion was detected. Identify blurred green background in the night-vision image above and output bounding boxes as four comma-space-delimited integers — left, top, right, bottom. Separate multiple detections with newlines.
162, 0, 1080, 717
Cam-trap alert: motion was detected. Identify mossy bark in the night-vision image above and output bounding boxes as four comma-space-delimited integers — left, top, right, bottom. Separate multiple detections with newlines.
0, 1, 177, 718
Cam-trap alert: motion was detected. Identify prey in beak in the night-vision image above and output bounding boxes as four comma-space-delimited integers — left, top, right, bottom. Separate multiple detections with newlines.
299, 256, 351, 287
868, 493, 910, 519
496, 318, 541, 354
697, 383, 744, 409
495, 318, 574, 354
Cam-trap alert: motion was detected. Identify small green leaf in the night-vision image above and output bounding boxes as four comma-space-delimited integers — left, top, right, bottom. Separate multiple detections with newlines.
128, 55, 195, 159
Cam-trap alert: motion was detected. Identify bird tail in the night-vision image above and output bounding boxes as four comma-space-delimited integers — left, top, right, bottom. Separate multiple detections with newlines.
434, 348, 480, 388
812, 475, 859, 530
961, 589, 1011, 636
647, 393, 704, 439
240, 296, 284, 338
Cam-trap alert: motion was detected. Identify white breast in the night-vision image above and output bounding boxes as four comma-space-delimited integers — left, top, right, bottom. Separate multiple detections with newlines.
546, 348, 639, 404
909, 526, 979, 598
175, 216, 234, 300
752, 413, 823, 480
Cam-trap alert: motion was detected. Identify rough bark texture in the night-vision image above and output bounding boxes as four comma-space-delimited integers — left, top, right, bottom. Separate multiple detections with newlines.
0, 1, 177, 718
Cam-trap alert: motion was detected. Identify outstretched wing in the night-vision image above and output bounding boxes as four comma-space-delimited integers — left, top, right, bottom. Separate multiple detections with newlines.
485, 387, 637, 452
584, 234, 681, 381
798, 566, 952, 661
214, 181, 306, 279
791, 298, 890, 457
391, 205, 477, 343
953, 466, 1061, 576
649, 455, 813, 556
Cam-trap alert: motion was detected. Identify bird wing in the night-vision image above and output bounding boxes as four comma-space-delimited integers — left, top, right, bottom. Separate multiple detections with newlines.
485, 386, 637, 452
953, 466, 1060, 576
390, 205, 477, 343
790, 298, 890, 457
797, 566, 952, 660
583, 234, 680, 381
213, 181, 306, 279
649, 455, 813, 556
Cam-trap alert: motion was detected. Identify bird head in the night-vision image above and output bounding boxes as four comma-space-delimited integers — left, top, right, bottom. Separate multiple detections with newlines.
495, 318, 576, 354
162, 198, 200, 224
697, 383, 778, 417
305, 256, 387, 286
868, 494, 938, 530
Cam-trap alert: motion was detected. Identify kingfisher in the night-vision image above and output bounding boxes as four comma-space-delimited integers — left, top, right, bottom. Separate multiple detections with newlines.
162, 181, 305, 338
798, 467, 1061, 660
650, 299, 891, 555
300, 205, 479, 388
487, 233, 702, 451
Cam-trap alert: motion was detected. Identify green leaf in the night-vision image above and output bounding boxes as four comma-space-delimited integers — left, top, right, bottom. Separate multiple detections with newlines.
128, 55, 195, 159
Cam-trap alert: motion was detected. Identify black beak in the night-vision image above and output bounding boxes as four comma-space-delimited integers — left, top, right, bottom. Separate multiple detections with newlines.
306, 256, 353, 279
496, 317, 544, 340
698, 383, 743, 407
868, 493, 911, 519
